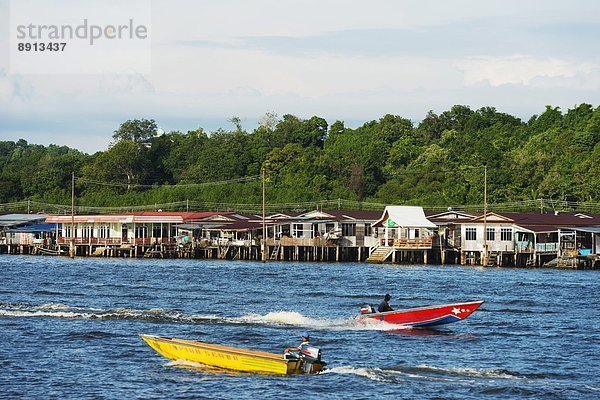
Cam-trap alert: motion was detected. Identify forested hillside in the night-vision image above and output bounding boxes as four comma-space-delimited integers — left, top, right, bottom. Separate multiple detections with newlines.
1, 104, 599, 210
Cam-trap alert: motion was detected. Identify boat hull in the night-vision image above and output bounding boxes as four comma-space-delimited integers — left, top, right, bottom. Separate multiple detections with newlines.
357, 300, 484, 327
140, 334, 325, 375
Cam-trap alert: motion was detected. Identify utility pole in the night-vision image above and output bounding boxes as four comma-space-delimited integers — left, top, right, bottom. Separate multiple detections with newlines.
540, 198, 544, 214
70, 171, 75, 258
262, 166, 267, 263
482, 165, 488, 266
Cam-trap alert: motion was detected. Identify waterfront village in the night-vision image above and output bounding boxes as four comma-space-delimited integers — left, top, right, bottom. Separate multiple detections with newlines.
0, 206, 599, 269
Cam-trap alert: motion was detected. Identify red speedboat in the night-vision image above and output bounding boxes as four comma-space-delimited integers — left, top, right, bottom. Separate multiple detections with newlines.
356, 300, 484, 327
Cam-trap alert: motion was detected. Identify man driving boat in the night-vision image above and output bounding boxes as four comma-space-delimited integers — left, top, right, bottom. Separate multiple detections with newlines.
284, 332, 310, 354
378, 294, 393, 312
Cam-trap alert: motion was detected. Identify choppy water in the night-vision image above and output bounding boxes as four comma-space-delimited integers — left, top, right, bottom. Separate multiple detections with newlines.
0, 256, 598, 399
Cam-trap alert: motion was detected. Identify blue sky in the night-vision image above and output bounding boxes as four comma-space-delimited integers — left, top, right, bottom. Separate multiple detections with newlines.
1, 0, 599, 153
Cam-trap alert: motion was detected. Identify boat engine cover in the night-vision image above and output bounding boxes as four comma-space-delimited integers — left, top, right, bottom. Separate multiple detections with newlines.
300, 346, 321, 362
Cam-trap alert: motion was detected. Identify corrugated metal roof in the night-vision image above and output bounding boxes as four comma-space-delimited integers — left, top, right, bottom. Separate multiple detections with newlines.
561, 226, 600, 233
45, 212, 229, 224
321, 209, 382, 220
373, 206, 437, 228
7, 223, 60, 232
497, 212, 600, 226
0, 214, 48, 228
426, 211, 600, 230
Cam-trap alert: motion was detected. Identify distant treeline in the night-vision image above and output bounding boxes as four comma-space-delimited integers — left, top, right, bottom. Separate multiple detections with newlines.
1, 104, 599, 209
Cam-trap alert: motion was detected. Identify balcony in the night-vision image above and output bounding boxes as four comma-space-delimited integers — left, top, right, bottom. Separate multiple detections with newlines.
56, 237, 176, 246
515, 242, 559, 253
535, 242, 558, 253
379, 237, 433, 249
266, 237, 331, 247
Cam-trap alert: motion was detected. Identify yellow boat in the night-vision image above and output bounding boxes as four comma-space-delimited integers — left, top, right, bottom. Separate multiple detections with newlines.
140, 334, 326, 375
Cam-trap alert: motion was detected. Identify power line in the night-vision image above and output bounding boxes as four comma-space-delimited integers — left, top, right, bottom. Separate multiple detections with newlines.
75, 175, 260, 189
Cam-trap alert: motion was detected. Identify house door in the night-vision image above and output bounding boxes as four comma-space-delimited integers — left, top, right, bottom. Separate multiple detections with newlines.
122, 227, 128, 242
355, 224, 365, 246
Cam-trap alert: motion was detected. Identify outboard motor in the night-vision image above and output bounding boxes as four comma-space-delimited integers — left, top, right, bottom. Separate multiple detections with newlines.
360, 304, 375, 314
299, 346, 322, 373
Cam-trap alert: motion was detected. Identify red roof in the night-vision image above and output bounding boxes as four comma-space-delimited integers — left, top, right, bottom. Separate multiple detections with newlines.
322, 210, 382, 220
497, 212, 600, 227
124, 211, 233, 221
426, 210, 600, 229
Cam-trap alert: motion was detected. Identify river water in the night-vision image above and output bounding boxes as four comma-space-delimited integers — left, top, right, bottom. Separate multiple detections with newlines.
0, 255, 598, 399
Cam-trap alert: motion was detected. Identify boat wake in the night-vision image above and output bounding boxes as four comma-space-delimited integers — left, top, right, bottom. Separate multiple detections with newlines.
0, 302, 404, 331
323, 366, 393, 382
156, 361, 534, 384
237, 310, 406, 331
0, 302, 220, 323
153, 359, 560, 385
324, 364, 544, 383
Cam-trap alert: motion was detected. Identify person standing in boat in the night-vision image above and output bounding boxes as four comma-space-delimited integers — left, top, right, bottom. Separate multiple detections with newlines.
378, 294, 393, 312
284, 333, 310, 354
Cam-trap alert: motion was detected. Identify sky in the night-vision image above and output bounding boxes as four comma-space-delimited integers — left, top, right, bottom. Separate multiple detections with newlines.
1, 0, 599, 153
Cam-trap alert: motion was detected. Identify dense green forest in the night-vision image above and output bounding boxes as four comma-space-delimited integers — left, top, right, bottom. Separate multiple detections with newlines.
1, 104, 599, 211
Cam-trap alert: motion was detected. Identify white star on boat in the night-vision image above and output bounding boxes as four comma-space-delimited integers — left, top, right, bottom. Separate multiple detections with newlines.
452, 307, 462, 314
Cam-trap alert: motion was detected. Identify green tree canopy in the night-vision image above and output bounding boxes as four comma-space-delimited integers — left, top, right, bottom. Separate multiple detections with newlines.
112, 119, 158, 144
2, 104, 600, 209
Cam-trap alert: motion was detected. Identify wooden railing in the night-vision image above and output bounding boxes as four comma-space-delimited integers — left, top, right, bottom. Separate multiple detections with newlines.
56, 237, 176, 245
380, 238, 433, 248
535, 242, 558, 253
266, 237, 330, 247
515, 242, 559, 253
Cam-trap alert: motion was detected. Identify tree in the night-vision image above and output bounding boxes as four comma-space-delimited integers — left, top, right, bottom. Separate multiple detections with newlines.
258, 111, 278, 131
439, 105, 474, 132
328, 120, 346, 138
377, 114, 414, 144
112, 119, 158, 144
528, 106, 562, 134
82, 140, 151, 191
161, 129, 209, 182
323, 120, 388, 199
229, 116, 243, 132
300, 116, 328, 148
417, 110, 443, 142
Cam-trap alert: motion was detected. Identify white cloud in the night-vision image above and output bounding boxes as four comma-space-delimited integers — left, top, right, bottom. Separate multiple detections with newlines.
150, 44, 462, 97
456, 55, 600, 88
151, 0, 600, 43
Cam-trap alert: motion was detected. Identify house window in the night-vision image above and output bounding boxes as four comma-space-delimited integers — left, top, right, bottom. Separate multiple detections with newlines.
342, 223, 356, 236
293, 224, 303, 237
98, 226, 110, 238
465, 227, 477, 241
81, 226, 93, 238
486, 228, 495, 241
501, 228, 512, 241
152, 225, 162, 238
135, 226, 148, 238
64, 226, 76, 238
364, 223, 372, 236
